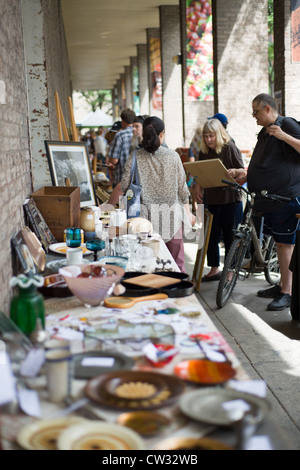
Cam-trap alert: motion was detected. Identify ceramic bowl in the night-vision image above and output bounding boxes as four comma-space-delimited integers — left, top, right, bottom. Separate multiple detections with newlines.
59, 264, 125, 306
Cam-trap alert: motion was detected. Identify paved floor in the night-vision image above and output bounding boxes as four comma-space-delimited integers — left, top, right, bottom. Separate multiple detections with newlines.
183, 238, 300, 450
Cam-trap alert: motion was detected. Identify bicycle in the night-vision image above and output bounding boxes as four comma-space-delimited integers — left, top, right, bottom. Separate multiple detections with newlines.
216, 180, 291, 308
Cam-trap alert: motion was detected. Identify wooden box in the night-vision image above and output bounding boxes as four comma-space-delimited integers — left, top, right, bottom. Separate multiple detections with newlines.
31, 186, 81, 242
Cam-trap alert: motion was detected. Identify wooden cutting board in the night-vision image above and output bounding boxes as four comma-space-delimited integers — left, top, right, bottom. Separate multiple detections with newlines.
122, 274, 181, 289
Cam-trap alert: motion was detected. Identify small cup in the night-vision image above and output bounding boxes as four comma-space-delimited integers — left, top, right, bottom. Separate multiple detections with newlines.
66, 247, 83, 265
45, 350, 72, 403
44, 339, 70, 352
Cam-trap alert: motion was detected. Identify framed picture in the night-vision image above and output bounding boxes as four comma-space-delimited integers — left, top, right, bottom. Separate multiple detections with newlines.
45, 141, 97, 207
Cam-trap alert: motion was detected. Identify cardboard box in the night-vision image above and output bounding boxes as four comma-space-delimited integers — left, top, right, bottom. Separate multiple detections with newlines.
31, 186, 81, 242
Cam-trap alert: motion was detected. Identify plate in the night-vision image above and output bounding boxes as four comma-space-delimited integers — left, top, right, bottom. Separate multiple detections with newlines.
154, 437, 233, 450
117, 411, 170, 436
179, 388, 271, 426
103, 371, 166, 400
73, 350, 135, 379
16, 417, 87, 450
46, 258, 90, 272
49, 243, 92, 256
174, 359, 236, 385
57, 422, 145, 450
85, 370, 185, 410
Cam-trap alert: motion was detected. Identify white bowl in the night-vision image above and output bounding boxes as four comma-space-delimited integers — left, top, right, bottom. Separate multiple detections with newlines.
59, 264, 125, 306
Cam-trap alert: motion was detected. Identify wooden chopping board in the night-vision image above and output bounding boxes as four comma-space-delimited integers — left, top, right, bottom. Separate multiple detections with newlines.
122, 274, 181, 289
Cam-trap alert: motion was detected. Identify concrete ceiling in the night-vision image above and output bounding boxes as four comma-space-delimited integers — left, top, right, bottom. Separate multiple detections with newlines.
61, 0, 179, 91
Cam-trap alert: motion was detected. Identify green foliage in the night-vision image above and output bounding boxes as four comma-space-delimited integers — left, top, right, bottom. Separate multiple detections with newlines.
77, 90, 112, 114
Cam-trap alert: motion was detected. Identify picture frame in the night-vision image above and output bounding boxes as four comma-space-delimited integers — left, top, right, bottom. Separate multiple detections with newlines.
45, 141, 97, 207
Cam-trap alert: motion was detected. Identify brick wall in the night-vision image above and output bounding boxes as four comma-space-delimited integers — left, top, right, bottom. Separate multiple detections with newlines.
0, 0, 71, 315
274, 0, 300, 119
0, 0, 32, 314
214, 0, 269, 151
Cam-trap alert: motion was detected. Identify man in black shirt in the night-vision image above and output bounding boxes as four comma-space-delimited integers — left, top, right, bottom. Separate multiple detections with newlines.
228, 93, 300, 311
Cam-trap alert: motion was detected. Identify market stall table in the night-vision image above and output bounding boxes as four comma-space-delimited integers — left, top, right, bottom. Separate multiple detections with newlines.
0, 290, 291, 450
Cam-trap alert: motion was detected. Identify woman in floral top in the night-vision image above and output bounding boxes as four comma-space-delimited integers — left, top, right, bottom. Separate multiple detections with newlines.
121, 116, 195, 272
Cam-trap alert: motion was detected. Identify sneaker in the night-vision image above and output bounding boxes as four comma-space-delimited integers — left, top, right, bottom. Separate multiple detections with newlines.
257, 284, 281, 299
267, 293, 291, 311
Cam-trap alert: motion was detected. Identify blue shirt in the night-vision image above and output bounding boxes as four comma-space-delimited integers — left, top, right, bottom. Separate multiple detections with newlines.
109, 127, 133, 185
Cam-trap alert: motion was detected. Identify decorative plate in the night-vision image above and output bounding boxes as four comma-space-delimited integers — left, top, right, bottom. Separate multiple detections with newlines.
46, 258, 90, 272
85, 370, 185, 411
179, 388, 271, 426
57, 422, 145, 450
49, 243, 92, 256
174, 359, 236, 385
16, 417, 87, 450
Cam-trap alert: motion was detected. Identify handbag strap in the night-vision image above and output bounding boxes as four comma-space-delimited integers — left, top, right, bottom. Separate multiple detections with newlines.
130, 150, 140, 185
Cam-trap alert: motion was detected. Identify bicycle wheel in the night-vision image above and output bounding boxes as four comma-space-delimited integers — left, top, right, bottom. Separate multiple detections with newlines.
264, 238, 280, 285
216, 236, 250, 308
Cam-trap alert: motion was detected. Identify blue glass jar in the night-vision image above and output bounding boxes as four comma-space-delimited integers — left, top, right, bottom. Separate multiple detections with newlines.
65, 227, 82, 247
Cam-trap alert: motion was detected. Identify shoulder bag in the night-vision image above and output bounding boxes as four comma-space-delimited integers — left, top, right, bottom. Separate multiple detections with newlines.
125, 151, 142, 218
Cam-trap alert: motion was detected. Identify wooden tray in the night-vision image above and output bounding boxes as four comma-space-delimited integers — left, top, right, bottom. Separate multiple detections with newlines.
122, 273, 181, 289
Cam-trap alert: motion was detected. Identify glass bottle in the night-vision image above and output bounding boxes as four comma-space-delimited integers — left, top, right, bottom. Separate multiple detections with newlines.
10, 274, 45, 336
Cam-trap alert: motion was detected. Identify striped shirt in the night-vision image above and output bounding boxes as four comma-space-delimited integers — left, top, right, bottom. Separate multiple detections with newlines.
109, 127, 133, 185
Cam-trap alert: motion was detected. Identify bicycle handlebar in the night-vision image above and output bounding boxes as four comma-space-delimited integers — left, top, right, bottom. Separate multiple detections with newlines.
260, 190, 291, 203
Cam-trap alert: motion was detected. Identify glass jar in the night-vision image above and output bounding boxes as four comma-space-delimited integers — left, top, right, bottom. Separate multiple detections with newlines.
10, 274, 45, 336
65, 227, 82, 247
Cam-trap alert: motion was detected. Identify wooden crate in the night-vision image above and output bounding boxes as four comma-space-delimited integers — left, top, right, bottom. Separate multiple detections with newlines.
31, 186, 81, 242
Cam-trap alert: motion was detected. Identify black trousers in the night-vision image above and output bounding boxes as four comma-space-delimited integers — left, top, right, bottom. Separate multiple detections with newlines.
206, 202, 243, 267
290, 231, 300, 321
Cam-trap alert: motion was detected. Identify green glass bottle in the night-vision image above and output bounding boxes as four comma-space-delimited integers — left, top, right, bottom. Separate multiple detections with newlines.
10, 275, 45, 336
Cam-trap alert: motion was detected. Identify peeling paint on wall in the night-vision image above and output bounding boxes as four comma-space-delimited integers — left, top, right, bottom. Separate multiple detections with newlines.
0, 80, 6, 104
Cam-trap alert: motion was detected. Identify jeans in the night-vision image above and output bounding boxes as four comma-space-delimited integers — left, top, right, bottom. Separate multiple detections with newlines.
206, 202, 243, 267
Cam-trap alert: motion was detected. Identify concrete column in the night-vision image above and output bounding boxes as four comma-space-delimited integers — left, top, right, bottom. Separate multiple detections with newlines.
130, 56, 140, 115
125, 65, 133, 110
137, 44, 150, 115
274, 0, 300, 118
214, 0, 269, 151
147, 28, 163, 119
112, 86, 118, 121
117, 78, 122, 114
159, 5, 184, 149
21, 0, 72, 190
21, 0, 51, 189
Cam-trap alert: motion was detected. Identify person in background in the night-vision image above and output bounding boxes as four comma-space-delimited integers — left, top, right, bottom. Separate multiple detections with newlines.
94, 127, 107, 165
130, 115, 145, 152
197, 119, 244, 282
121, 116, 196, 272
108, 109, 136, 187
105, 121, 122, 184
208, 113, 229, 130
188, 127, 202, 162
